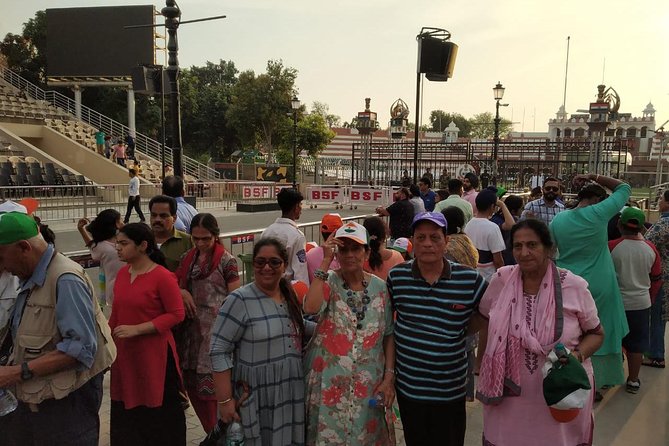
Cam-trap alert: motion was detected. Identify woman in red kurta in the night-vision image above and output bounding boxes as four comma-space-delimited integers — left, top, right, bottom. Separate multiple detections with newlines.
109, 223, 186, 446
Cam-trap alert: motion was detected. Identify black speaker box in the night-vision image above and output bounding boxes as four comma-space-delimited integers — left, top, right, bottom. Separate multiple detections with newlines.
131, 66, 170, 95
417, 37, 458, 81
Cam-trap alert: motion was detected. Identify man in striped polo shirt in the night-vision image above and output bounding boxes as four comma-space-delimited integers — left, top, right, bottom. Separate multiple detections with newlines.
387, 212, 487, 446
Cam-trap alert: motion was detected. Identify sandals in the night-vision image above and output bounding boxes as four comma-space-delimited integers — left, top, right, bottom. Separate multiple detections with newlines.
642, 358, 666, 368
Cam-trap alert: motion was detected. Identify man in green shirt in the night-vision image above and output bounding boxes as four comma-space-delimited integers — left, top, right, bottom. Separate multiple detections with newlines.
94, 130, 105, 156
148, 195, 193, 272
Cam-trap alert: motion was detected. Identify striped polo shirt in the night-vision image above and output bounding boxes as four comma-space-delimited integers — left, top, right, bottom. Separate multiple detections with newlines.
387, 258, 487, 403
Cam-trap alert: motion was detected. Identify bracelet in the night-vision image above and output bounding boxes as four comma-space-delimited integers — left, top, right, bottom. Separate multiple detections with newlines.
218, 397, 233, 405
314, 269, 329, 281
384, 368, 396, 375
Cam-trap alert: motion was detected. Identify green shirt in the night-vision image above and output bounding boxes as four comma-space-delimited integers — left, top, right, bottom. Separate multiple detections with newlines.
159, 229, 193, 272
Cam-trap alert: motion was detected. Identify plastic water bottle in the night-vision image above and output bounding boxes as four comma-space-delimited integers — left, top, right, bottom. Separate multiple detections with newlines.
225, 421, 244, 446
0, 389, 18, 416
368, 392, 385, 409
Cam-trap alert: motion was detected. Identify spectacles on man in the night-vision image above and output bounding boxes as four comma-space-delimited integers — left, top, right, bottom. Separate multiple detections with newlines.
252, 257, 284, 269
544, 186, 559, 192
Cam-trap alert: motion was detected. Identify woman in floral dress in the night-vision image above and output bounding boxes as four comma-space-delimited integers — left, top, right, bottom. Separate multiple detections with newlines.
303, 222, 396, 446
174, 213, 240, 433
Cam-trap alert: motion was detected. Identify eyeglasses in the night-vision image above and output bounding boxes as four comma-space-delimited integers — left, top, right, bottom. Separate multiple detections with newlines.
252, 257, 284, 269
544, 186, 559, 192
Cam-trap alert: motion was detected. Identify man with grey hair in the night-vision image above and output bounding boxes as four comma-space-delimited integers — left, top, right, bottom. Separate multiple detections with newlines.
0, 212, 116, 445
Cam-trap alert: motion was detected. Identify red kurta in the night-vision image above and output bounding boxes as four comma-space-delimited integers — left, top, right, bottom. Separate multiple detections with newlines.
110, 265, 185, 409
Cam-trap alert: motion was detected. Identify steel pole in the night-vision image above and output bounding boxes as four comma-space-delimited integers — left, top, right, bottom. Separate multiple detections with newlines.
292, 111, 298, 188
493, 100, 500, 185
413, 72, 421, 184
162, 0, 184, 178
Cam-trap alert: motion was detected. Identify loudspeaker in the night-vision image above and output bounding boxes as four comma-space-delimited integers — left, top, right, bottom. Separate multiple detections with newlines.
417, 37, 458, 81
131, 66, 170, 95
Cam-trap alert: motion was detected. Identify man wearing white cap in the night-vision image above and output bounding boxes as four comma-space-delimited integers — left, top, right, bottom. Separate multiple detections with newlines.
387, 212, 487, 446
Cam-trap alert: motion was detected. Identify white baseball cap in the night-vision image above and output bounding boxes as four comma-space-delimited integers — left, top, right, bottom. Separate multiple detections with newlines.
334, 222, 369, 245
0, 200, 28, 214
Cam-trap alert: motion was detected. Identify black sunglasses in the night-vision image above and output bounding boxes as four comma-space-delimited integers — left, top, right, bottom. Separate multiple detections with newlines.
252, 257, 284, 269
543, 186, 559, 192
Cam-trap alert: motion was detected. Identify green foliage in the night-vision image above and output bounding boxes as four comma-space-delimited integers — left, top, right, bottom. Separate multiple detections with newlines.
226, 60, 298, 159
276, 112, 335, 163
311, 101, 341, 127
468, 112, 513, 139
429, 110, 471, 137
179, 60, 239, 160
1, 10, 47, 85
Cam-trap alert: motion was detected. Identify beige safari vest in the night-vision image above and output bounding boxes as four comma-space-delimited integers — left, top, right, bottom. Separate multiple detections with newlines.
10, 252, 117, 404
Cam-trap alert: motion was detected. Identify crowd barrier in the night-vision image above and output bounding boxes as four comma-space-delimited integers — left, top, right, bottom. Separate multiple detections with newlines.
64, 213, 381, 285
305, 185, 395, 210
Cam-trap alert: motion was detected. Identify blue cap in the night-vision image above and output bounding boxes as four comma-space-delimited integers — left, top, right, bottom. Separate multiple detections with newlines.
411, 211, 448, 230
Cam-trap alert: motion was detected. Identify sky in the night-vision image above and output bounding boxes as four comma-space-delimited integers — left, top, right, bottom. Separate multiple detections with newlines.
2, 0, 668, 132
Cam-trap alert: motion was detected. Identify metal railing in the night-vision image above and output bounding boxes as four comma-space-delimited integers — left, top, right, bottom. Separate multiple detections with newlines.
0, 67, 219, 181
63, 213, 379, 285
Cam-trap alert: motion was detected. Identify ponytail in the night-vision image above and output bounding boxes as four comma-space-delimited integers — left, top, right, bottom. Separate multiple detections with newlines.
279, 278, 305, 337
148, 247, 167, 268
363, 216, 387, 270
368, 237, 382, 270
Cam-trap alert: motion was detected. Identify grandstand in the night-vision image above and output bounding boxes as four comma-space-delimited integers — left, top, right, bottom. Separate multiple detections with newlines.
0, 67, 219, 186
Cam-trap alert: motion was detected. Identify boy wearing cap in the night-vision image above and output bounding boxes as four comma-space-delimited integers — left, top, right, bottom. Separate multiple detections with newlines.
387, 212, 487, 446
0, 212, 116, 444
608, 207, 662, 393
306, 213, 343, 282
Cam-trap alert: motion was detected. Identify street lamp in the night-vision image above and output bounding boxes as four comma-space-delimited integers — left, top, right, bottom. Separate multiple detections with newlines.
492, 81, 505, 185
291, 95, 301, 189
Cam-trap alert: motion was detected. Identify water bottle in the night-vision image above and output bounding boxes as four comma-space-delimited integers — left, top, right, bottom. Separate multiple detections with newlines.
0, 389, 18, 416
226, 421, 244, 446
368, 392, 385, 409
98, 270, 106, 308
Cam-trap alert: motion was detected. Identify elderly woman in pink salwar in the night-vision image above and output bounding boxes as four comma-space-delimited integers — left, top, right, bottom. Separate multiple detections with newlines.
473, 220, 604, 446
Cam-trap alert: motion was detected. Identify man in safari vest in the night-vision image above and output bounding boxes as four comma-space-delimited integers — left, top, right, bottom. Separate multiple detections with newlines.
0, 212, 116, 445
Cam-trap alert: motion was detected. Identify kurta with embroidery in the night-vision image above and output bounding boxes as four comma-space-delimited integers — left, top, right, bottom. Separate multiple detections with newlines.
304, 271, 394, 446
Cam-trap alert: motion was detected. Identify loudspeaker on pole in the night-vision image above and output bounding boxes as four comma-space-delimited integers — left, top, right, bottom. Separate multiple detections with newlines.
417, 37, 458, 82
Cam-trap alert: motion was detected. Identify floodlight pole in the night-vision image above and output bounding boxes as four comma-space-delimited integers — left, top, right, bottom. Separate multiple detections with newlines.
162, 0, 184, 178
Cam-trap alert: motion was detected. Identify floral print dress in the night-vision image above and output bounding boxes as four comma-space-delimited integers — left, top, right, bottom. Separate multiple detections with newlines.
304, 271, 395, 446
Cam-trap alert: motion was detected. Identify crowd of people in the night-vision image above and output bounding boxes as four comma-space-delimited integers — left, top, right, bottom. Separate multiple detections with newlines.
0, 169, 666, 446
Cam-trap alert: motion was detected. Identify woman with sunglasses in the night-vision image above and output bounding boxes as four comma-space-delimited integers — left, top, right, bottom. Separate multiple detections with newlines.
210, 238, 305, 446
303, 222, 396, 445
174, 213, 240, 434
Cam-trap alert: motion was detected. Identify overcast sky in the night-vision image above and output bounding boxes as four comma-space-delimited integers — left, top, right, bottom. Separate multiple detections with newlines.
2, 0, 667, 131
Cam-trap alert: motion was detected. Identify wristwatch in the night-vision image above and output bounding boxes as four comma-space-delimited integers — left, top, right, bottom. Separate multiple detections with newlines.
21, 362, 34, 381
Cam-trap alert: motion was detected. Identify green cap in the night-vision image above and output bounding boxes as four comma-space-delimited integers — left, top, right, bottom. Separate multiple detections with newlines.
620, 207, 645, 230
0, 212, 39, 245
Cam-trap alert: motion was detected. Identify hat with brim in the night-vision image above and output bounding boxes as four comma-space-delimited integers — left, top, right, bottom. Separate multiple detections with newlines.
0, 200, 28, 214
620, 206, 645, 230
0, 212, 39, 244
335, 222, 368, 245
411, 211, 448, 230
391, 237, 413, 254
321, 213, 344, 233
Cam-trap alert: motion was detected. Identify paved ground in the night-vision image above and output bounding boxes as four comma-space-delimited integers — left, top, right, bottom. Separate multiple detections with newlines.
42, 205, 669, 445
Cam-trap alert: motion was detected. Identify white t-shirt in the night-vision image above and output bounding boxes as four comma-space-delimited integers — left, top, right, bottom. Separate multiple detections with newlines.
128, 176, 140, 197
90, 240, 125, 305
464, 217, 506, 282
260, 218, 310, 285
609, 238, 659, 311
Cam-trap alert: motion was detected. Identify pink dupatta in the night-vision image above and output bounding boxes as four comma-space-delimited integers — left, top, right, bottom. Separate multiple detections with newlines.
477, 262, 564, 405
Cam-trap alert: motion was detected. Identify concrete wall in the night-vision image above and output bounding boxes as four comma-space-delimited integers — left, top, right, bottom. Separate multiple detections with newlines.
1, 122, 130, 184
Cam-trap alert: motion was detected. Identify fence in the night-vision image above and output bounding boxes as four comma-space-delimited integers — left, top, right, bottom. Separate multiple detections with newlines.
64, 213, 378, 285
0, 67, 219, 181
352, 139, 633, 191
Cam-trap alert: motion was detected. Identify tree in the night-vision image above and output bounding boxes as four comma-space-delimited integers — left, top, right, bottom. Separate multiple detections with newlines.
468, 112, 513, 139
226, 60, 298, 160
311, 101, 341, 127
1, 10, 47, 85
428, 110, 471, 137
179, 60, 239, 160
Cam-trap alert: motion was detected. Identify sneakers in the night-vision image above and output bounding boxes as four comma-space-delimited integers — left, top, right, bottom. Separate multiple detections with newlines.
625, 379, 641, 394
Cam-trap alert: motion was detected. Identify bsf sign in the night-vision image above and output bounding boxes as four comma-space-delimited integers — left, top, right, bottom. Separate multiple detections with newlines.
242, 184, 290, 200
308, 187, 343, 203
349, 188, 388, 207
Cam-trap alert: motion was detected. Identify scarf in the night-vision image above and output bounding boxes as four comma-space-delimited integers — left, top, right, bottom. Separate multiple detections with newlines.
174, 242, 226, 290
477, 261, 564, 405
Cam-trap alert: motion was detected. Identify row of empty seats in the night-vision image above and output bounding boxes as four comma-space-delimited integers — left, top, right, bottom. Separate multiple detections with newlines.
44, 118, 98, 150
0, 92, 70, 120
